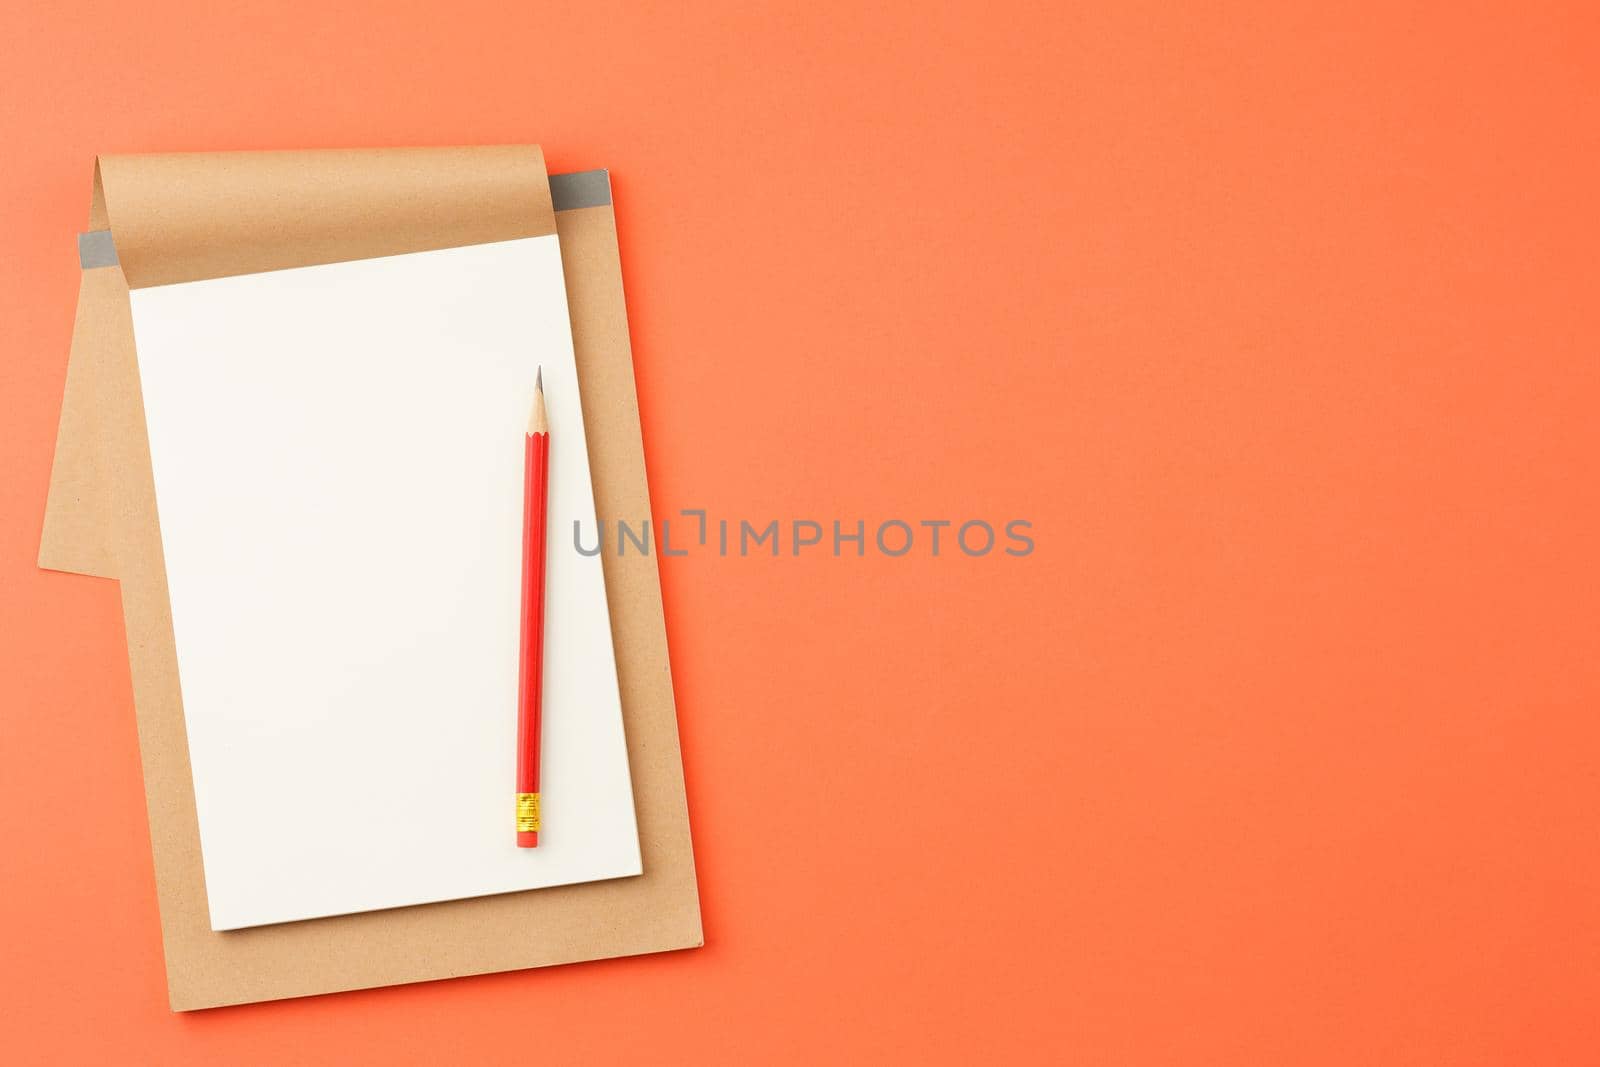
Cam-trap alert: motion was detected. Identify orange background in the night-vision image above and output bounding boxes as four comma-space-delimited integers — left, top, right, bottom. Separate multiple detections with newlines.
2, 3, 1597, 1062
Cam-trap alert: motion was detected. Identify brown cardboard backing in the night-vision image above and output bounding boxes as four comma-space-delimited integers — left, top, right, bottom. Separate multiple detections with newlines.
99, 147, 557, 289
37, 151, 700, 1010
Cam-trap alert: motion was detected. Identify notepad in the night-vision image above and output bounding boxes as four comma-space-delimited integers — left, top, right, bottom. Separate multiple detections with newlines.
129, 235, 640, 930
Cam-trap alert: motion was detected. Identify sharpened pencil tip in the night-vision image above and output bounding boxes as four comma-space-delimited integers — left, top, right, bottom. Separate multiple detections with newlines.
536, 366, 543, 391
528, 372, 549, 434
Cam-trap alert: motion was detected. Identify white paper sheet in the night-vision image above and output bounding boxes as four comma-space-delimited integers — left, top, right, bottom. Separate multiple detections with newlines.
129, 236, 640, 930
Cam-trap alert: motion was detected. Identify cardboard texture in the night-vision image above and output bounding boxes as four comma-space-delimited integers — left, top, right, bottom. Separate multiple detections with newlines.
38, 149, 701, 1010
97, 147, 557, 288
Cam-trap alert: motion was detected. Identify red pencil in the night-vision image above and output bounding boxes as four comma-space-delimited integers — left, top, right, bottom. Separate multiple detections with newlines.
516, 368, 549, 848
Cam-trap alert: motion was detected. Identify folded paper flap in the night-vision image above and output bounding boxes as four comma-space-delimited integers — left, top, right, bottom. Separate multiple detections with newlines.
39, 264, 145, 578
98, 146, 557, 289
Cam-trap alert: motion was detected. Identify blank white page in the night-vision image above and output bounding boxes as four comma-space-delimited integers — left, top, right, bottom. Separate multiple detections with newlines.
130, 236, 640, 930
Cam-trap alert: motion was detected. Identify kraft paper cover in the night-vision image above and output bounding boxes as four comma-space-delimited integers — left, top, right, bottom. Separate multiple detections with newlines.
38, 149, 700, 1010
97, 146, 557, 288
